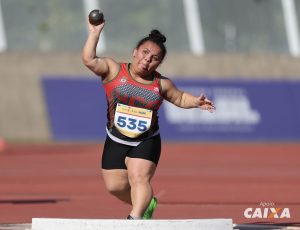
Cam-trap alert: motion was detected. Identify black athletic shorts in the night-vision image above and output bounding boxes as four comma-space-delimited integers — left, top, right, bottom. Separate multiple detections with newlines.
102, 134, 161, 169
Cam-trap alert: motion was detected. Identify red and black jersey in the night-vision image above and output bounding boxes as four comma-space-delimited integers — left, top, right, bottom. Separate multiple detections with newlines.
102, 63, 164, 141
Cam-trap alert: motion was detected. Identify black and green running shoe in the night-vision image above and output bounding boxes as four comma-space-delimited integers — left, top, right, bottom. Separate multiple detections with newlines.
143, 197, 157, 219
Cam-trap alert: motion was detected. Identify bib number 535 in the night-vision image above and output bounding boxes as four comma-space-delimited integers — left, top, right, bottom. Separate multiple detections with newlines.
117, 116, 148, 132
114, 103, 152, 138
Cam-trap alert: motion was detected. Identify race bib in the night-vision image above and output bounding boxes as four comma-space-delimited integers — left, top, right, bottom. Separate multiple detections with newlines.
114, 103, 153, 138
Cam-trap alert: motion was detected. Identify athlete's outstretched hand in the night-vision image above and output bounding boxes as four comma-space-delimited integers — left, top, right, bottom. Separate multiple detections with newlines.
196, 92, 215, 112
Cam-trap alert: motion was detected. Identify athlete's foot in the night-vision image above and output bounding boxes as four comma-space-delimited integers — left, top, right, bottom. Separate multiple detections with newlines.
127, 215, 134, 220
127, 215, 142, 220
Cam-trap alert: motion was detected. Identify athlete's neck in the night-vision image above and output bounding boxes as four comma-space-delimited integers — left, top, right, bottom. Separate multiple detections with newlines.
128, 63, 154, 83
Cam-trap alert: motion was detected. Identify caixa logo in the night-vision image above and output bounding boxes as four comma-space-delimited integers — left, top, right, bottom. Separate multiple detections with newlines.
244, 202, 291, 219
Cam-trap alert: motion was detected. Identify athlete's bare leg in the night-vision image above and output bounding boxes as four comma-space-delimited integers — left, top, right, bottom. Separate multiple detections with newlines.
102, 169, 132, 204
125, 157, 156, 218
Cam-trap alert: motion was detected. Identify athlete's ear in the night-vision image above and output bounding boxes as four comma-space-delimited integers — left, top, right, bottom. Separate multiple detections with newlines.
133, 48, 137, 58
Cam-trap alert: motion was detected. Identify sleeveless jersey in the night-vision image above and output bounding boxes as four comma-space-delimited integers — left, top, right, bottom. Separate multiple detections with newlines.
103, 63, 164, 142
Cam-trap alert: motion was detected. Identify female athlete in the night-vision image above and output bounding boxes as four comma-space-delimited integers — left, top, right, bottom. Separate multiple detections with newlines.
82, 19, 215, 220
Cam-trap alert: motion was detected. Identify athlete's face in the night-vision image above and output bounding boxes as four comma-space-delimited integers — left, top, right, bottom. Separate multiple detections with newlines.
132, 41, 163, 77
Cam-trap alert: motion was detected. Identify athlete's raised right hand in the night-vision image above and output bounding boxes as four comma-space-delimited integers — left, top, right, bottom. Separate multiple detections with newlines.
87, 18, 105, 34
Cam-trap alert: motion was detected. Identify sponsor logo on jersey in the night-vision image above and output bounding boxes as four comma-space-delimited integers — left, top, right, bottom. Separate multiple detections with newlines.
120, 76, 127, 83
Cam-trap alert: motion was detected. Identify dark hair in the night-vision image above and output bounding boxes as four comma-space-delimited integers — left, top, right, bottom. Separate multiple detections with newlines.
136, 29, 167, 61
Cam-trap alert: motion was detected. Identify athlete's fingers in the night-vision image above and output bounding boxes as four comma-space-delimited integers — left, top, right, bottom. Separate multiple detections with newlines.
199, 103, 216, 112
198, 92, 205, 101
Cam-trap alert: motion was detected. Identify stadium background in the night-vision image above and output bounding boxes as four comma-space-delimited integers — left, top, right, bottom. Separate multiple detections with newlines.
0, 0, 300, 228
1, 0, 300, 141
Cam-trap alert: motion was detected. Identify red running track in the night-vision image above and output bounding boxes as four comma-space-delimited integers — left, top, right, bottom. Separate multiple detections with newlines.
0, 142, 299, 225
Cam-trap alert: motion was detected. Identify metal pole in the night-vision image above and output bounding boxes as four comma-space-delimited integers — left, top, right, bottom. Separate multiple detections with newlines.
282, 0, 300, 56
83, 0, 106, 54
182, 0, 205, 55
0, 0, 7, 52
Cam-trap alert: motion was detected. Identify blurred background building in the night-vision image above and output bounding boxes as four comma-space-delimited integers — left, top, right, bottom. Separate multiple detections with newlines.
1, 0, 300, 141
1, 0, 300, 54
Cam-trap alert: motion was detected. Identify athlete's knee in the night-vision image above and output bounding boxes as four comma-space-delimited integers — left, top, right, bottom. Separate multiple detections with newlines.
128, 171, 150, 186
105, 180, 130, 196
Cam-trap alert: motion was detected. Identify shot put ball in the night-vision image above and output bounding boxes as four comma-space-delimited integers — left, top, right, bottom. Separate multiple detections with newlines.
89, 9, 104, 25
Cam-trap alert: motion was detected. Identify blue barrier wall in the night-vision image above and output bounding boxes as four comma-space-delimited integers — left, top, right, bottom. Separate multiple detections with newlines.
43, 77, 106, 141
42, 77, 300, 141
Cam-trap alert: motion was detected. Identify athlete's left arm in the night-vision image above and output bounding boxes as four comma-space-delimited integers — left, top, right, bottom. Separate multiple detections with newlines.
161, 77, 215, 112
